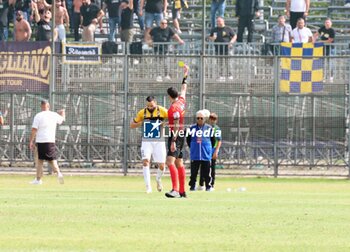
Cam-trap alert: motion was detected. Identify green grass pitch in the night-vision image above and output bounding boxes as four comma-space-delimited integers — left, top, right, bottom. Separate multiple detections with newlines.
0, 175, 350, 251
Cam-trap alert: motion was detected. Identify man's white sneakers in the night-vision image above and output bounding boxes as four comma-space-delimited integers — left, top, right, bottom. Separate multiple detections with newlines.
30, 179, 42, 185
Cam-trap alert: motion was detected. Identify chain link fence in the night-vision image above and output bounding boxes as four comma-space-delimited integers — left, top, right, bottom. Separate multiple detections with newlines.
0, 42, 349, 177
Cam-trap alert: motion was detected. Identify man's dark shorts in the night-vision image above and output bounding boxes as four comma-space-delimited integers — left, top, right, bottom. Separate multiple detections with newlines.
167, 136, 184, 158
37, 143, 57, 160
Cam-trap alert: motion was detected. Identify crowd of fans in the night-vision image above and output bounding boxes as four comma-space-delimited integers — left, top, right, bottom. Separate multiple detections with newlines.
0, 0, 344, 49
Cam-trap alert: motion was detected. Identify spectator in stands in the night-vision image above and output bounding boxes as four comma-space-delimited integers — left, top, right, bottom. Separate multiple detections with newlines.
80, 0, 104, 41
291, 17, 312, 43
172, 0, 187, 34
14, 10, 31, 41
120, 0, 135, 43
187, 110, 214, 192
270, 15, 292, 54
102, 0, 121, 42
236, 0, 260, 43
208, 17, 236, 81
0, 0, 10, 41
272, 15, 292, 43
54, 0, 69, 42
29, 100, 65, 185
73, 0, 82, 41
210, 0, 225, 29
33, 8, 57, 41
31, 0, 51, 22
313, 17, 335, 82
140, 0, 168, 42
146, 18, 184, 82
130, 96, 168, 193
285, 0, 310, 30
0, 110, 4, 125
11, 0, 31, 22
198, 112, 222, 190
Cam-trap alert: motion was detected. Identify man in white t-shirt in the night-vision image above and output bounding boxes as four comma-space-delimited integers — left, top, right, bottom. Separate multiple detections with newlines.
29, 100, 66, 185
291, 17, 312, 43
286, 0, 310, 29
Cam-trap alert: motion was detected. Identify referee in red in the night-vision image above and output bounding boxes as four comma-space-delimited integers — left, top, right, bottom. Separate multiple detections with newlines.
165, 64, 189, 198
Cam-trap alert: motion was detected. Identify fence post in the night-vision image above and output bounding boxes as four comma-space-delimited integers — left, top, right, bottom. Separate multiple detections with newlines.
273, 55, 279, 177
123, 45, 129, 176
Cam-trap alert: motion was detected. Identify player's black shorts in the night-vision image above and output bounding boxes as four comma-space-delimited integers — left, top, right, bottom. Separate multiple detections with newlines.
167, 136, 184, 159
37, 143, 57, 161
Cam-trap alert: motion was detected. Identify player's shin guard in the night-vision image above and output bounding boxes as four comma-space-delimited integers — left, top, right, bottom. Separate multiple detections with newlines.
168, 164, 179, 191
178, 166, 186, 193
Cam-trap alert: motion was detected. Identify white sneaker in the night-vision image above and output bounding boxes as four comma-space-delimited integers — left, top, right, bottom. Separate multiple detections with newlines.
329, 77, 334, 83
198, 185, 205, 191
156, 177, 163, 192
206, 187, 215, 192
345, 3, 350, 7
58, 173, 64, 184
146, 186, 152, 193
30, 179, 42, 185
156, 76, 163, 82
164, 75, 171, 81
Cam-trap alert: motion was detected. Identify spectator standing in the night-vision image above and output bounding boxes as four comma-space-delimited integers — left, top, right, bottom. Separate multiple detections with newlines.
73, 0, 82, 41
313, 17, 335, 82
236, 0, 260, 43
130, 96, 168, 193
172, 0, 187, 33
140, 0, 168, 41
29, 100, 65, 185
187, 110, 214, 192
165, 64, 189, 198
286, 0, 310, 29
54, 0, 69, 42
270, 15, 292, 54
146, 18, 184, 82
291, 17, 312, 43
80, 0, 104, 42
272, 15, 292, 43
0, 0, 10, 41
102, 0, 121, 42
34, 8, 57, 41
210, 0, 225, 29
208, 17, 236, 81
14, 10, 31, 41
120, 0, 134, 43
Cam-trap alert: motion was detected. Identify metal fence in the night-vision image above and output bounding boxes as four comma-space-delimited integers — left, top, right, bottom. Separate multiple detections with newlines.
0, 42, 349, 177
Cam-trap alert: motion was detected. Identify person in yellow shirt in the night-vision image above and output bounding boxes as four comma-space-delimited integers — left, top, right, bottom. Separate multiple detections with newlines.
130, 96, 168, 193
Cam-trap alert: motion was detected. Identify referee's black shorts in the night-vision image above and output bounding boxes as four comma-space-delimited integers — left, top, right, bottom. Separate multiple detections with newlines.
36, 143, 57, 161
167, 136, 184, 159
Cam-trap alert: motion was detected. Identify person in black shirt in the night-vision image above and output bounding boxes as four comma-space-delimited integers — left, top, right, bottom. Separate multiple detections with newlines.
146, 19, 184, 82
102, 0, 121, 42
208, 17, 236, 81
80, 0, 104, 41
313, 18, 335, 82
120, 0, 134, 43
35, 8, 57, 41
236, 0, 260, 42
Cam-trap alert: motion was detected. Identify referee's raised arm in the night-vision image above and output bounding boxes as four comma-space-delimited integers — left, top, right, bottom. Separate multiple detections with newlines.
179, 64, 189, 100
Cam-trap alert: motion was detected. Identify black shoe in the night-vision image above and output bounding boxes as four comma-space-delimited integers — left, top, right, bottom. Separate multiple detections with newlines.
180, 192, 187, 198
189, 187, 196, 191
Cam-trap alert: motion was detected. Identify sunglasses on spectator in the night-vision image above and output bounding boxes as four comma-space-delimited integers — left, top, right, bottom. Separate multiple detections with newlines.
197, 117, 204, 120
209, 116, 217, 120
